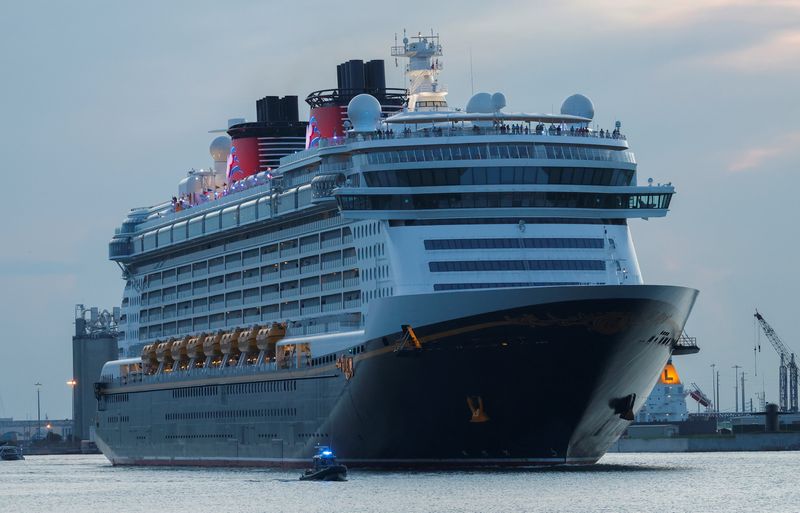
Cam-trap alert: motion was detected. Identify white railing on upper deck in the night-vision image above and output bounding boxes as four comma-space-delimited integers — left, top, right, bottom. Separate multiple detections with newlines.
349, 125, 626, 142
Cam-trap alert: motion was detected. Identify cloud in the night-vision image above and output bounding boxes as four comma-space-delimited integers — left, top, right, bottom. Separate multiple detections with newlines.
705, 30, 800, 72
562, 0, 799, 28
728, 131, 800, 172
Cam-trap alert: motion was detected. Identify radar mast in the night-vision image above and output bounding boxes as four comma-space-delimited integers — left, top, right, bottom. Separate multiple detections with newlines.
391, 30, 447, 111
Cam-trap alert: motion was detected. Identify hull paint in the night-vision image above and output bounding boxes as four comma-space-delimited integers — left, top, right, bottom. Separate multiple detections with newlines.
95, 285, 697, 468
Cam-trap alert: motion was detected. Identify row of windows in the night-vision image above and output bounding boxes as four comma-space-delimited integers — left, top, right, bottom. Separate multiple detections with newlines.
353, 221, 381, 239
165, 408, 297, 421
222, 380, 296, 395
363, 166, 634, 188
424, 238, 604, 251
358, 243, 385, 260
106, 415, 130, 423
429, 260, 606, 272
173, 385, 219, 399
108, 394, 129, 403
338, 192, 672, 211
364, 143, 636, 166
141, 268, 358, 318
257, 433, 280, 439
135, 187, 316, 255
363, 287, 393, 303
165, 433, 233, 440
434, 282, 587, 291
143, 241, 354, 294
414, 100, 447, 107
139, 306, 362, 342
129, 212, 345, 277
390, 218, 627, 226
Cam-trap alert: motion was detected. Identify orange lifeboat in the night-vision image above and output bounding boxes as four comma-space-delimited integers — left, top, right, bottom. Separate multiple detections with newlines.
202, 331, 224, 367
237, 325, 260, 365
141, 344, 158, 374
155, 339, 175, 371
186, 333, 206, 367
219, 328, 243, 366
257, 322, 287, 359
170, 336, 190, 370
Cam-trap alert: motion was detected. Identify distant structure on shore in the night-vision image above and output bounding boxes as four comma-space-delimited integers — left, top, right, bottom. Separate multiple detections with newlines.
636, 359, 690, 423
72, 305, 119, 441
0, 418, 73, 442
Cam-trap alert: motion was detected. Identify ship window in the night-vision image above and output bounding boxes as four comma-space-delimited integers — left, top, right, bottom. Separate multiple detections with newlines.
225, 253, 241, 270
192, 261, 207, 277
205, 211, 221, 233
143, 230, 158, 251
221, 206, 239, 229
239, 200, 257, 224
338, 191, 670, 212
429, 260, 605, 272
156, 227, 172, 248
173, 221, 188, 242
423, 238, 603, 250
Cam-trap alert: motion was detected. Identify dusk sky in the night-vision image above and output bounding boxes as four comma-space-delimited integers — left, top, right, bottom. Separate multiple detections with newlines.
1, 0, 798, 420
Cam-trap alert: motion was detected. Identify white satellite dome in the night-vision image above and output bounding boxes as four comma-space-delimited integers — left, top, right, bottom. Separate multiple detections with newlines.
209, 136, 231, 162
560, 94, 595, 120
347, 94, 381, 132
178, 173, 203, 197
491, 92, 506, 111
465, 92, 493, 113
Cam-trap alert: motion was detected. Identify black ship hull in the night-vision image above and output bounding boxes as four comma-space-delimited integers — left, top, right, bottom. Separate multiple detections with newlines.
95, 285, 697, 468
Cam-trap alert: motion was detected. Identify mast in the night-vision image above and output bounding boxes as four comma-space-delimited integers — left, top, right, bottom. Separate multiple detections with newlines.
391, 30, 446, 110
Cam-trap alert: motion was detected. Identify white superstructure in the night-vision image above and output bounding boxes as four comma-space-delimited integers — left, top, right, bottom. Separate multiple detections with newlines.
109, 33, 674, 360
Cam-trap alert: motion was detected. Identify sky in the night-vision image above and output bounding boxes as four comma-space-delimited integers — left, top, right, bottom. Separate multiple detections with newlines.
0, 0, 798, 420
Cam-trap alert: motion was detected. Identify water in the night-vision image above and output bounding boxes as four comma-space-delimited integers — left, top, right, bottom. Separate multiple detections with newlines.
2, 452, 799, 513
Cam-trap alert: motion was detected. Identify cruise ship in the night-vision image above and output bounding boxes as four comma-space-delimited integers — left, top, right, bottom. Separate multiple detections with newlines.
95, 32, 699, 467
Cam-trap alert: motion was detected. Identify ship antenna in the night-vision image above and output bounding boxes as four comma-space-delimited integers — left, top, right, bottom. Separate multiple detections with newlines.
469, 47, 474, 96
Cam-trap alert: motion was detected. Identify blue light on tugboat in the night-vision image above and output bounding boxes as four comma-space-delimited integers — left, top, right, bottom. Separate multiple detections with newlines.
322, 450, 333, 457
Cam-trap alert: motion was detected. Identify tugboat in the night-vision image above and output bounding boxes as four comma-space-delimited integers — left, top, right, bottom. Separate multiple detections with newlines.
0, 444, 24, 461
299, 446, 347, 481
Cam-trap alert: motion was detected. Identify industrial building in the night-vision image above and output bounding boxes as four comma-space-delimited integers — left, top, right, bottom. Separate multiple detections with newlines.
71, 305, 119, 441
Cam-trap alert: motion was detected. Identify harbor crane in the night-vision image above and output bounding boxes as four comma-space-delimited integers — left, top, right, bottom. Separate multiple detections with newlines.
754, 310, 798, 412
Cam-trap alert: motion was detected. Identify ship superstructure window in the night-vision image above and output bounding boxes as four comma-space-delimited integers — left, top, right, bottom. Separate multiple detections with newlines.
365, 143, 635, 166
414, 100, 447, 107
429, 260, 605, 272
434, 282, 588, 290
424, 238, 604, 250
125, 212, 362, 344
339, 192, 671, 211
390, 218, 627, 226
363, 167, 634, 187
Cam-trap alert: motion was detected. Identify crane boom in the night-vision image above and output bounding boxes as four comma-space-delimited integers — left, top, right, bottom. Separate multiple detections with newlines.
755, 311, 792, 356
754, 310, 798, 412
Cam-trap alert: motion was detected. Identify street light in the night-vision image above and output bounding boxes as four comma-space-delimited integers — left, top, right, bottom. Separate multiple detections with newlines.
710, 364, 716, 412
34, 382, 42, 441
66, 379, 77, 442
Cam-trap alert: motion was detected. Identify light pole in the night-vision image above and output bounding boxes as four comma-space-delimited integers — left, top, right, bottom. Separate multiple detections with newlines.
66, 379, 77, 442
741, 372, 746, 413
733, 365, 741, 413
34, 382, 42, 440
710, 364, 716, 412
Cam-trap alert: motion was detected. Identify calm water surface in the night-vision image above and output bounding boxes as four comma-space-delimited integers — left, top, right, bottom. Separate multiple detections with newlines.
1, 452, 799, 513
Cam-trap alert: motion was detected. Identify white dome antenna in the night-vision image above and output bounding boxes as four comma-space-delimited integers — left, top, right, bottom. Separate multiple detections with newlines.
560, 94, 595, 121
347, 94, 381, 132
465, 92, 493, 113
209, 136, 231, 162
491, 92, 506, 112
